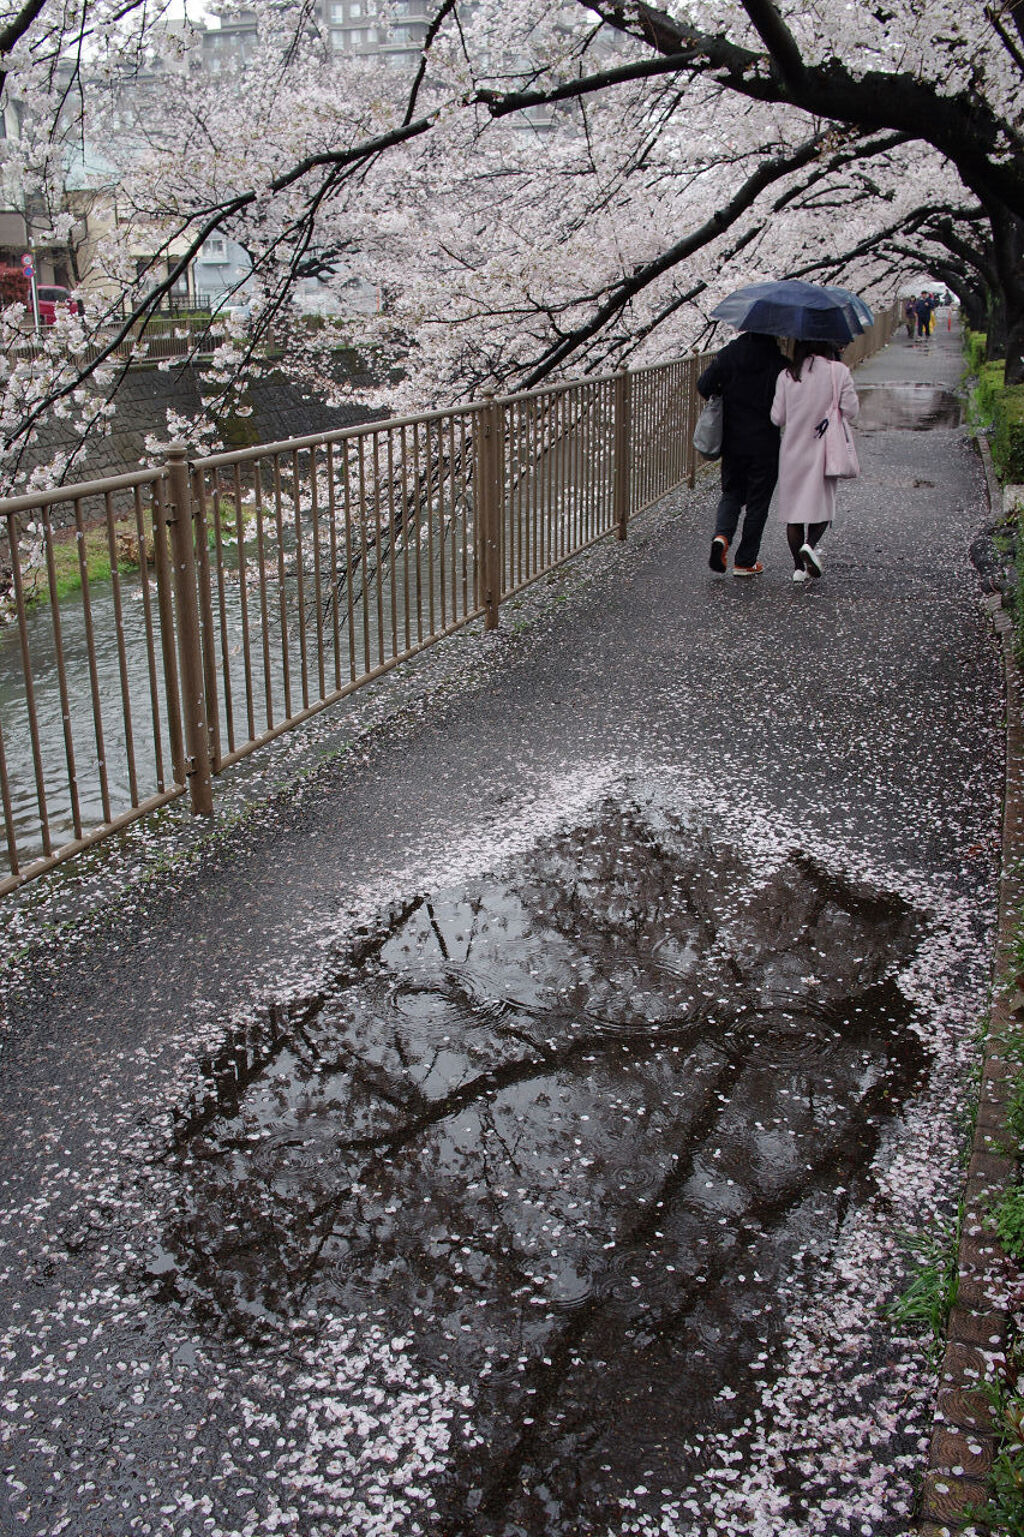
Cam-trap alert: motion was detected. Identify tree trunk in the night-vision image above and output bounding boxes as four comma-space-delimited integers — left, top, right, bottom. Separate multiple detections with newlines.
1006, 310, 1024, 386
963, 290, 987, 334
983, 205, 1024, 383
987, 295, 1008, 359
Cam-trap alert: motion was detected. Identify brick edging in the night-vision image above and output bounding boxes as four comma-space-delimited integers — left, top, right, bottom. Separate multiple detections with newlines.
917, 433, 1024, 1533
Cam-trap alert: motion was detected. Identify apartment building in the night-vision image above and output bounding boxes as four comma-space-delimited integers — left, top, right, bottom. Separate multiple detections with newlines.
200, 1, 431, 72
324, 0, 430, 65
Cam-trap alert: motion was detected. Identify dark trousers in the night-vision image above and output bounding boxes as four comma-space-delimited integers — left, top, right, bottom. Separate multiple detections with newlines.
714, 451, 778, 567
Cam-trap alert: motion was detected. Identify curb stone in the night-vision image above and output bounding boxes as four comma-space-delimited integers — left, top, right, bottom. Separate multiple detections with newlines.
917, 433, 1024, 1530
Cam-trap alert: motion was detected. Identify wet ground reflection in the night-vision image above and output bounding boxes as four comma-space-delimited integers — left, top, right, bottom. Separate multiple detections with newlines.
162, 801, 927, 1534
856, 382, 963, 431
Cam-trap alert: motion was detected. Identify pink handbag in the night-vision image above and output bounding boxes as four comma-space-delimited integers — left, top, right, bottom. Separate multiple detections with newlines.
824, 363, 859, 479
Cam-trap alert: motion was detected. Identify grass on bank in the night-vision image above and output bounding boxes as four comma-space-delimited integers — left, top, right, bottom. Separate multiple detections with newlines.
6, 495, 252, 613
967, 332, 1024, 672
889, 1208, 962, 1360
14, 517, 153, 606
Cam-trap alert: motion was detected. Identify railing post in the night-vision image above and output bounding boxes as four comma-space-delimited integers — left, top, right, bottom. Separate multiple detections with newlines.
686, 356, 699, 488
613, 368, 632, 541
476, 390, 503, 631
165, 443, 214, 816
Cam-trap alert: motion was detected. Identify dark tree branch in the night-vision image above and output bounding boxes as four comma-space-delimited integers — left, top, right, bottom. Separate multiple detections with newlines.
0, 0, 49, 57
403, 0, 459, 127
519, 129, 834, 388
476, 50, 705, 118
269, 112, 438, 195
987, 3, 1024, 74
737, 0, 806, 88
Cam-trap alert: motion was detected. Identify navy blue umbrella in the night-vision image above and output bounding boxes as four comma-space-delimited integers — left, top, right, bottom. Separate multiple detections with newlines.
710, 279, 868, 343
824, 284, 874, 329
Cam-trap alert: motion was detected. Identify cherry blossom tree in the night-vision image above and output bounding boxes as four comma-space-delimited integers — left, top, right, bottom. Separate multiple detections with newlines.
0, 0, 1019, 496
480, 0, 1024, 376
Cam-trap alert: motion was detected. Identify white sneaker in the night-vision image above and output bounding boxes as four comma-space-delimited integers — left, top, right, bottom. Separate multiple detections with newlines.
792, 568, 808, 584
800, 543, 823, 578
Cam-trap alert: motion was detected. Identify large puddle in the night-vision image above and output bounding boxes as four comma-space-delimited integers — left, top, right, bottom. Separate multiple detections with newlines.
159, 800, 927, 1534
855, 382, 963, 431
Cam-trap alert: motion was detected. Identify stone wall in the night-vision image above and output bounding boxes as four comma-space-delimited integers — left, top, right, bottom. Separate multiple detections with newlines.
11, 353, 379, 532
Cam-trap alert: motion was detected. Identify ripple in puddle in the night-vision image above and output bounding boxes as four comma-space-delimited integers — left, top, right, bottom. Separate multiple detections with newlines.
161, 799, 928, 1535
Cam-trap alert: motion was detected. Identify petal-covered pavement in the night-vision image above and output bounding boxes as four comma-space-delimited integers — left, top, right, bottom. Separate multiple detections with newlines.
0, 323, 1006, 1535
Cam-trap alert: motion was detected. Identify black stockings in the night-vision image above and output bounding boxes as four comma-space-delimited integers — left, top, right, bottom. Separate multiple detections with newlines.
787, 521, 828, 568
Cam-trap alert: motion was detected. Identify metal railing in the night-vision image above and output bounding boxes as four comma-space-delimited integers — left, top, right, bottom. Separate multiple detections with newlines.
841, 304, 899, 366
8, 319, 227, 368
0, 307, 896, 896
0, 466, 193, 892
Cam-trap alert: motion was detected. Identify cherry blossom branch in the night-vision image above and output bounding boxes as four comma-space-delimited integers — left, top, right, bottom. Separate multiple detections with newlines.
483, 2, 1024, 221
403, 0, 459, 128
517, 128, 899, 388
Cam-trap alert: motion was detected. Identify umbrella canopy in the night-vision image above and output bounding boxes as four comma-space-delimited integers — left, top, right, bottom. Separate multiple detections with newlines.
710, 279, 869, 343
824, 284, 874, 329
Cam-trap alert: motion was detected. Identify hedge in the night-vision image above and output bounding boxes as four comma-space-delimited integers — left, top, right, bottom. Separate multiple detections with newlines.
964, 329, 988, 376
968, 337, 1024, 484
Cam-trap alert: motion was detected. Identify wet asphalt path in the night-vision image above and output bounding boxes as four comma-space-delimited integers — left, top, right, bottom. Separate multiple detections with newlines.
0, 323, 1007, 1536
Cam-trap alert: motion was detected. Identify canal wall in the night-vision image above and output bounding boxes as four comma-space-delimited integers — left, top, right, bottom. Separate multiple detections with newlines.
11, 351, 378, 534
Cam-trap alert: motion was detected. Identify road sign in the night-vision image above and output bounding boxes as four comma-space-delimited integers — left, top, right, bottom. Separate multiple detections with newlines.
20, 253, 34, 277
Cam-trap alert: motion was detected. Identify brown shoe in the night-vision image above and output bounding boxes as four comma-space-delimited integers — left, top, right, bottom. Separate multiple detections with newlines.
732, 562, 764, 577
709, 535, 729, 574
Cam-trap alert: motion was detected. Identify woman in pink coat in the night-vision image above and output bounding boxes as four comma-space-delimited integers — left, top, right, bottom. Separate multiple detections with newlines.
770, 340, 859, 582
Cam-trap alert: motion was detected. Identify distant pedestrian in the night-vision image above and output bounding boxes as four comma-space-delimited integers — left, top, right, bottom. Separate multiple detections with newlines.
698, 332, 786, 577
904, 296, 916, 339
770, 339, 860, 583
914, 295, 931, 338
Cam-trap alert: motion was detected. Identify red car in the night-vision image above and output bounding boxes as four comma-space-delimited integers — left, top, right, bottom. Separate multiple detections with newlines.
36, 285, 84, 324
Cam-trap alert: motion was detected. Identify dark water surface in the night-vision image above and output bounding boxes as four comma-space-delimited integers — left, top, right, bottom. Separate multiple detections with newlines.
158, 801, 927, 1534
855, 382, 963, 431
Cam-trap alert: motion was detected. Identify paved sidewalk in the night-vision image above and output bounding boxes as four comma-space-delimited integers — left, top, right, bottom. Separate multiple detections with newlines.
0, 324, 1007, 1537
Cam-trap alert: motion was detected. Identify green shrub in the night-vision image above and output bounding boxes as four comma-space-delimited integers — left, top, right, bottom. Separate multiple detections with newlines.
971, 352, 1024, 484
977, 1371, 1024, 1535
976, 358, 1006, 417
993, 384, 1024, 483
965, 329, 988, 376
994, 1181, 1024, 1261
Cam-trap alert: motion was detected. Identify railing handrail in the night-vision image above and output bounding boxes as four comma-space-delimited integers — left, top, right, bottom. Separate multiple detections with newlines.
191, 356, 693, 474
0, 300, 901, 898
0, 466, 165, 518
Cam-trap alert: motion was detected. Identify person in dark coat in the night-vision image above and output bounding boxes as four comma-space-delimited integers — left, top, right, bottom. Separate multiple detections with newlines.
698, 331, 786, 576
914, 294, 931, 338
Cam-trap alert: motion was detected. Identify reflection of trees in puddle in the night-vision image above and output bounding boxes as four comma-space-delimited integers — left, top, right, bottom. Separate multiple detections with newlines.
165, 801, 927, 1536
856, 383, 963, 431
